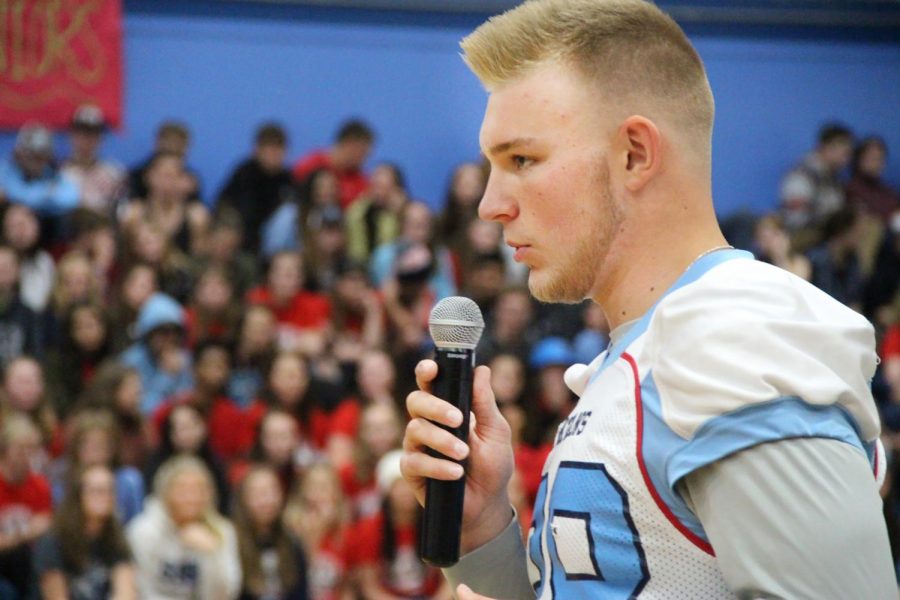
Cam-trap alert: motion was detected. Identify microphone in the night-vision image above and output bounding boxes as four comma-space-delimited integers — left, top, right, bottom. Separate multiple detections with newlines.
419, 296, 485, 567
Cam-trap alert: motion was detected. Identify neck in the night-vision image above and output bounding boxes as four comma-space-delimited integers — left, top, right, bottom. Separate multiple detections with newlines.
593, 189, 727, 330
0, 463, 25, 485
392, 507, 416, 527
253, 520, 274, 537
71, 152, 96, 167
85, 516, 104, 537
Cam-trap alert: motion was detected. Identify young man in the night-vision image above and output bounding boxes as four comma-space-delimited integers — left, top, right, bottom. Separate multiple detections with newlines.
0, 123, 80, 219
400, 1, 893, 598
216, 122, 296, 254
61, 103, 127, 216
780, 123, 855, 238
128, 120, 202, 202
292, 119, 375, 209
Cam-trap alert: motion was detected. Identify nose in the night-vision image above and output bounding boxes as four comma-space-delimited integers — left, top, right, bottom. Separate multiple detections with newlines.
478, 172, 518, 223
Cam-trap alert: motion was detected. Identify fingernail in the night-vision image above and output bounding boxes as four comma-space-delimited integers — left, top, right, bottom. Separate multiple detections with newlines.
450, 463, 464, 478
455, 441, 467, 457
447, 408, 461, 424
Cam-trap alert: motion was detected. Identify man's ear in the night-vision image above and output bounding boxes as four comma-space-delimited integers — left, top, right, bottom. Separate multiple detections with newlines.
617, 116, 662, 192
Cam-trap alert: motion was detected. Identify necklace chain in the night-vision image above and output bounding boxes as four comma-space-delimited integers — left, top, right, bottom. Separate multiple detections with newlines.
692, 244, 734, 263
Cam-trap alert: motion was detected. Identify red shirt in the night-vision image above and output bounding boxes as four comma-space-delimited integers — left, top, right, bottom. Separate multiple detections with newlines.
338, 462, 380, 519
292, 149, 369, 209
882, 325, 900, 360
183, 308, 233, 347
243, 398, 360, 452
0, 472, 52, 538
309, 526, 351, 600
346, 511, 442, 598
153, 393, 249, 462
515, 442, 553, 505
246, 287, 331, 331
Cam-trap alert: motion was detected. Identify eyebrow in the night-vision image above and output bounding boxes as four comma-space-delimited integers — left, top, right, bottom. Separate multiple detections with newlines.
485, 137, 537, 157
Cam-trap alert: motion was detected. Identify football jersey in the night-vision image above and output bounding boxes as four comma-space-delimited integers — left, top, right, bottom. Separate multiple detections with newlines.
526, 249, 883, 599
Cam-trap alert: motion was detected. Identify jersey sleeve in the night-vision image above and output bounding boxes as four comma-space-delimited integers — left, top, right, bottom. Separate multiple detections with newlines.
645, 260, 881, 490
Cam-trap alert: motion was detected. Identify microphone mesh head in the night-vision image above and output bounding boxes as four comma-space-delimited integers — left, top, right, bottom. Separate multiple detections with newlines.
429, 297, 485, 350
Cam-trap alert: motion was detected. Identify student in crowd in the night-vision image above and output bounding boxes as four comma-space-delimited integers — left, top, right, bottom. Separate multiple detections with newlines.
228, 304, 278, 409
108, 263, 159, 352
61, 104, 127, 217
123, 220, 196, 303
235, 409, 308, 495
284, 462, 352, 600
77, 362, 153, 470
194, 211, 260, 298
247, 251, 331, 357
145, 403, 232, 514
0, 416, 53, 597
0, 124, 80, 223
233, 465, 310, 600
369, 201, 457, 301
436, 161, 487, 257
753, 214, 813, 281
121, 151, 210, 256
119, 292, 194, 415
34, 464, 137, 600
780, 122, 854, 242
2, 204, 54, 314
807, 206, 866, 310
0, 245, 44, 368
345, 162, 408, 264
847, 136, 897, 224
218, 123, 296, 255
184, 266, 242, 347
348, 450, 450, 600
1, 356, 62, 463
245, 351, 359, 471
127, 455, 241, 600
128, 120, 201, 203
340, 402, 402, 520
50, 410, 145, 523
328, 262, 384, 375
45, 301, 115, 417
293, 119, 375, 209
153, 339, 246, 463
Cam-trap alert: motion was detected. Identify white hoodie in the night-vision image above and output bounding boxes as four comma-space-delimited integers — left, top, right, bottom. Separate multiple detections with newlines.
126, 498, 241, 600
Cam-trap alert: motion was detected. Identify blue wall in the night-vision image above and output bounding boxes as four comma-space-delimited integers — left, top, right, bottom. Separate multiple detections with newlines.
1, 3, 898, 218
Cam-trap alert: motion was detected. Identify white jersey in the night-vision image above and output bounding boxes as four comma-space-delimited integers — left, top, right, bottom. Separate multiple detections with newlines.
526, 249, 883, 599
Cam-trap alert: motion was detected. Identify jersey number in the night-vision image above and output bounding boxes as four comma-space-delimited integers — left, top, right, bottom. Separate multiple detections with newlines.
528, 461, 649, 599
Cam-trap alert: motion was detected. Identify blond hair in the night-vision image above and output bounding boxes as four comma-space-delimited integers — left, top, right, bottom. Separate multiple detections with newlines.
153, 454, 218, 512
461, 0, 714, 157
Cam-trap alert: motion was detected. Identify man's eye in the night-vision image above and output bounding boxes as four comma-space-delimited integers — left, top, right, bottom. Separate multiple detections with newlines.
512, 155, 533, 170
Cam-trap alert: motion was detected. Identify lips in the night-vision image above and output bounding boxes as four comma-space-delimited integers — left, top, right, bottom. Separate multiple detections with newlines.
508, 241, 531, 263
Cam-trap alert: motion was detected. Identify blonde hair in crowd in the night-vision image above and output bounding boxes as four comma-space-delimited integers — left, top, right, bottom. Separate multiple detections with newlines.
153, 454, 227, 536
461, 0, 715, 160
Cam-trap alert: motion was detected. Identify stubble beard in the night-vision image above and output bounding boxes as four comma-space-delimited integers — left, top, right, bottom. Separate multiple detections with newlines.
528, 163, 619, 304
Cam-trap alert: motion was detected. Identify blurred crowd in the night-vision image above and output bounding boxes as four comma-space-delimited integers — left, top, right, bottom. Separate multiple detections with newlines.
0, 108, 896, 598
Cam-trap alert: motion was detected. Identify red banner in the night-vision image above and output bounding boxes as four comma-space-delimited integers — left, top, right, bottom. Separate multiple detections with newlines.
0, 0, 123, 130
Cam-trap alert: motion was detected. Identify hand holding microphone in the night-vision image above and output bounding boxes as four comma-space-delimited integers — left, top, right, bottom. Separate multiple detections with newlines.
400, 297, 516, 566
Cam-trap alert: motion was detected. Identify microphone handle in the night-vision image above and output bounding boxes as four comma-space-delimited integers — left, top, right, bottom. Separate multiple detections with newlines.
419, 346, 475, 567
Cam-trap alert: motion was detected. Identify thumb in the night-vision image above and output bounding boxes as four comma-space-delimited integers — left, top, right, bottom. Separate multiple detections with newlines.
471, 365, 506, 433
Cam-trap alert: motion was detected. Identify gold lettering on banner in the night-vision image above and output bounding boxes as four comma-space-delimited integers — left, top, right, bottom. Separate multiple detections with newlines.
0, 0, 108, 92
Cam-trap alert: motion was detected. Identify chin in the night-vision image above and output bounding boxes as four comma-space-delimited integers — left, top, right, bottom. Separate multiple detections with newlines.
528, 269, 588, 304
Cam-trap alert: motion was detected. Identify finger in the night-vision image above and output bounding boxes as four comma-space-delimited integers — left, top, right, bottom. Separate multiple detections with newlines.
402, 417, 469, 461
471, 365, 503, 427
456, 584, 494, 600
414, 359, 438, 392
406, 389, 464, 427
400, 449, 464, 484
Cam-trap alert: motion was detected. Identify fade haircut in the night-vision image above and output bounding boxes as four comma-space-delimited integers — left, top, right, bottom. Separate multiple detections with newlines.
461, 0, 715, 159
